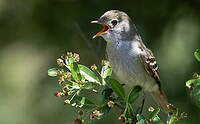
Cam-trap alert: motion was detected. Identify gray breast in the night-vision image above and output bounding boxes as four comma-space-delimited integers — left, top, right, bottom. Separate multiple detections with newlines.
107, 41, 146, 86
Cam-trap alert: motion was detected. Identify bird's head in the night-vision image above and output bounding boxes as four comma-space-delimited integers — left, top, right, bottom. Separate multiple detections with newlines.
91, 10, 136, 42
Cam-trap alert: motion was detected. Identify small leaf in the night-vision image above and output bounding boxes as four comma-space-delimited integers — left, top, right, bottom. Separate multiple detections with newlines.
71, 83, 80, 89
152, 116, 164, 124
194, 49, 200, 62
70, 96, 96, 109
80, 97, 85, 107
107, 78, 125, 100
191, 85, 200, 96
128, 86, 142, 104
186, 79, 200, 88
136, 114, 147, 124
101, 60, 112, 79
148, 108, 160, 120
196, 94, 200, 108
48, 68, 63, 77
82, 82, 96, 89
69, 58, 82, 81
191, 85, 200, 108
68, 57, 75, 64
186, 78, 200, 108
78, 64, 100, 83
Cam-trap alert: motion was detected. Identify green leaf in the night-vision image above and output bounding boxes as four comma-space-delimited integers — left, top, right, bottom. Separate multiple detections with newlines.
136, 114, 147, 124
196, 94, 200, 108
80, 97, 86, 106
48, 68, 63, 77
194, 49, 200, 62
107, 78, 125, 100
128, 86, 142, 104
124, 104, 134, 118
78, 64, 100, 83
152, 116, 164, 124
186, 79, 200, 88
99, 105, 111, 117
71, 83, 80, 89
82, 82, 95, 89
70, 96, 96, 109
186, 78, 200, 108
68, 58, 82, 81
101, 61, 112, 79
191, 85, 200, 96
97, 85, 112, 104
148, 108, 160, 120
167, 115, 176, 124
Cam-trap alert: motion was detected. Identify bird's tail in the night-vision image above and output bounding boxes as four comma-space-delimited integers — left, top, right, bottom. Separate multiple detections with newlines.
151, 89, 169, 114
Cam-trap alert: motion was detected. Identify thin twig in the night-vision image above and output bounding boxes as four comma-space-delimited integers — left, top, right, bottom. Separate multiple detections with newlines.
74, 22, 100, 60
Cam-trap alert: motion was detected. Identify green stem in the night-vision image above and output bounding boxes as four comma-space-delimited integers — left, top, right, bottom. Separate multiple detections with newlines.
95, 69, 106, 85
69, 90, 79, 102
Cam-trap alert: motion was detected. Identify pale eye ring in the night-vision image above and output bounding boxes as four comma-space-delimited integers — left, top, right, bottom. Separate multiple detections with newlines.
111, 19, 118, 26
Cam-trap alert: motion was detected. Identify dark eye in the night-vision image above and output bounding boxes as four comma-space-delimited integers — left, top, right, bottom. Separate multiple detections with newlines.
111, 20, 118, 26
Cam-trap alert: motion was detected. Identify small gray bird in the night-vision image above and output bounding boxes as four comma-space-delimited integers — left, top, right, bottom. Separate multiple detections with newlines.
91, 10, 169, 113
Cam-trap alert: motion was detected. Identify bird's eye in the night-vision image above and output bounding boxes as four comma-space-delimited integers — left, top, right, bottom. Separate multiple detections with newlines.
111, 20, 118, 26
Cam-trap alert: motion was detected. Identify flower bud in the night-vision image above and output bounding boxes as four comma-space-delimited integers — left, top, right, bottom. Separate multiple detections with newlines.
193, 72, 200, 78
174, 116, 179, 121
74, 53, 80, 62
54, 92, 64, 97
67, 52, 73, 58
118, 116, 125, 123
75, 118, 82, 124
78, 110, 83, 116
63, 87, 68, 91
101, 60, 106, 66
58, 76, 65, 85
56, 70, 62, 75
77, 80, 81, 84
64, 99, 70, 105
181, 112, 188, 118
148, 107, 154, 112
57, 58, 64, 66
189, 87, 193, 91
92, 89, 98, 94
64, 92, 69, 96
61, 54, 66, 59
90, 114, 95, 120
167, 104, 174, 110
93, 110, 100, 116
169, 112, 173, 115
64, 72, 71, 79
107, 101, 114, 107
91, 64, 97, 70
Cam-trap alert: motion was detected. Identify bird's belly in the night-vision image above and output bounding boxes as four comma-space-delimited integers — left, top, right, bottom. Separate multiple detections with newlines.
107, 41, 158, 92
110, 55, 144, 85
110, 56, 157, 92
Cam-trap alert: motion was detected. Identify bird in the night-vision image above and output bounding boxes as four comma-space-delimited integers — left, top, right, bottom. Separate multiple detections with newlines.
91, 10, 169, 113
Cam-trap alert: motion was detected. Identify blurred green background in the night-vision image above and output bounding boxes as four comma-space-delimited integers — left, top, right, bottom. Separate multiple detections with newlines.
0, 0, 200, 123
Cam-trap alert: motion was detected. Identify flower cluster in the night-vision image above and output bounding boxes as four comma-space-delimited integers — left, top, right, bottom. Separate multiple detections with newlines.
167, 104, 188, 123
48, 51, 188, 124
48, 52, 114, 123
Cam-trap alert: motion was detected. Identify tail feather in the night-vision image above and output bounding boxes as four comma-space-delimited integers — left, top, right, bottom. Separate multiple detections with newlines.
151, 89, 169, 113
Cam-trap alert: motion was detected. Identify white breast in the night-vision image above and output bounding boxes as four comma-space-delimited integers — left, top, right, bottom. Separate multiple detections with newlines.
106, 41, 157, 91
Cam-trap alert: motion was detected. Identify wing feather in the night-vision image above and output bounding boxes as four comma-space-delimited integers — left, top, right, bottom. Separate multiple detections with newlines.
138, 44, 161, 88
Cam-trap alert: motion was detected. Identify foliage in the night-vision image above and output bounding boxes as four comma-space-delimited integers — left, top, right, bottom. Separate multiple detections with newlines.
186, 49, 200, 108
48, 52, 187, 124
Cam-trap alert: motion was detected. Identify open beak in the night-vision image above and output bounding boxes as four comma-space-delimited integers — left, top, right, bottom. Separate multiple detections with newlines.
91, 20, 110, 39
